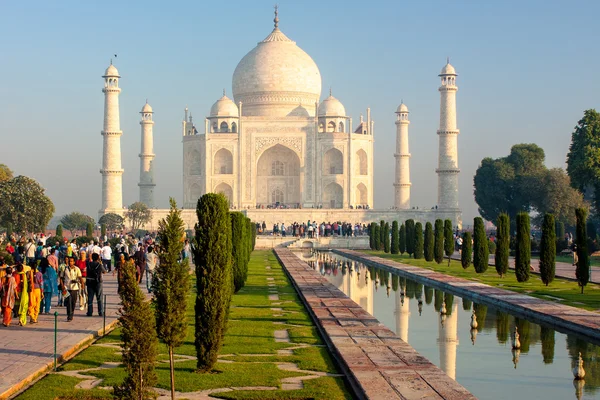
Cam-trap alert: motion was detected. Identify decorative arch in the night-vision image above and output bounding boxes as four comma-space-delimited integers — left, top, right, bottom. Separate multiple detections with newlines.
323, 182, 343, 209
318, 122, 324, 133
188, 150, 202, 175
356, 183, 367, 205
323, 148, 343, 175
189, 183, 202, 205
231, 122, 237, 133
338, 121, 344, 132
220, 121, 229, 133
327, 121, 336, 132
355, 149, 368, 175
213, 148, 233, 174
214, 182, 233, 206
212, 122, 218, 133
256, 144, 301, 206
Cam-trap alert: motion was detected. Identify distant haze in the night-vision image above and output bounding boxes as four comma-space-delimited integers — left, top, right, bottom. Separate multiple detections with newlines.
1, 1, 597, 227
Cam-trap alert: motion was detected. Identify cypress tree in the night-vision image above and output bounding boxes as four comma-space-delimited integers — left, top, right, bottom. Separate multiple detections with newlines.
373, 224, 380, 251
434, 219, 444, 264
56, 224, 63, 239
101, 223, 106, 237
495, 213, 510, 277
399, 223, 406, 254
462, 298, 472, 311
575, 207, 590, 294
424, 222, 434, 262
444, 219, 454, 266
473, 217, 489, 273
383, 222, 390, 253
114, 256, 158, 399
154, 199, 191, 400
86, 222, 93, 237
405, 219, 415, 255
540, 326, 555, 364
539, 213, 556, 286
473, 303, 487, 332
495, 311, 509, 344
369, 222, 375, 250
193, 193, 233, 372
414, 222, 424, 259
379, 220, 385, 250
461, 231, 472, 269
230, 212, 248, 292
515, 212, 531, 282
424, 286, 433, 304
391, 221, 399, 254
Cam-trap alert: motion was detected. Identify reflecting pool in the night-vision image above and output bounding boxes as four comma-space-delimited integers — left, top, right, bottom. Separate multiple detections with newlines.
296, 250, 600, 399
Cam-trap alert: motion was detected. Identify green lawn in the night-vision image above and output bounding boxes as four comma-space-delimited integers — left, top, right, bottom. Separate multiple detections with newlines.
360, 250, 600, 311
17, 250, 352, 400
531, 253, 600, 267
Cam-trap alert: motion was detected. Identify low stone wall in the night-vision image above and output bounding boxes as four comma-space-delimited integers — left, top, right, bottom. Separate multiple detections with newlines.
256, 236, 370, 249
274, 248, 475, 400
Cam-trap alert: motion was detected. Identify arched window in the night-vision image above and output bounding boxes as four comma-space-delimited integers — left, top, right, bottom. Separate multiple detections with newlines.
318, 123, 324, 133
214, 148, 233, 174
220, 121, 229, 133
231, 122, 237, 133
271, 188, 284, 204
271, 160, 284, 176
327, 121, 336, 132
212, 123, 218, 133
339, 122, 344, 132
323, 148, 343, 175
355, 149, 367, 175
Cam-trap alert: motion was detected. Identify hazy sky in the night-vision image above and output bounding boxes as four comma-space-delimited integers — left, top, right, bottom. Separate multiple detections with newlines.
1, 0, 598, 225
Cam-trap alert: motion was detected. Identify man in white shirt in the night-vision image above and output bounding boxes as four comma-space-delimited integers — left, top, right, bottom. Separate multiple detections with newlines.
101, 242, 112, 272
145, 246, 158, 293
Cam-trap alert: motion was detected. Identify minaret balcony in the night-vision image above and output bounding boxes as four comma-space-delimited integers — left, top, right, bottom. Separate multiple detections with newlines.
101, 130, 123, 136
100, 168, 124, 175
436, 130, 460, 135
435, 168, 460, 174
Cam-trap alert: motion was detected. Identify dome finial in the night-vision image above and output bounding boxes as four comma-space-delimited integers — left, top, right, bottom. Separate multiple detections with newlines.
223, 88, 226, 96
274, 4, 279, 29
329, 87, 332, 96
447, 56, 450, 64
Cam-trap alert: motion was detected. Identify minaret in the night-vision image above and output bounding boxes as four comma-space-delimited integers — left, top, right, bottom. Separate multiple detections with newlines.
438, 302, 459, 380
100, 62, 124, 213
394, 102, 411, 209
139, 101, 156, 207
436, 60, 460, 209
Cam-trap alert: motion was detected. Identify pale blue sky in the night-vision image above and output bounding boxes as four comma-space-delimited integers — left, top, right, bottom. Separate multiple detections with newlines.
1, 0, 598, 224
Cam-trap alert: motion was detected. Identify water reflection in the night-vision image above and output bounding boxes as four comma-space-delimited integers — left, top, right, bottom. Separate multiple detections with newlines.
301, 250, 600, 400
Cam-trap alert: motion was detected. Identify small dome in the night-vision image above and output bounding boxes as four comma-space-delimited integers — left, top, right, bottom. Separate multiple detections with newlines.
210, 94, 239, 117
440, 62, 457, 76
141, 102, 153, 113
396, 103, 408, 113
104, 64, 120, 77
318, 95, 346, 117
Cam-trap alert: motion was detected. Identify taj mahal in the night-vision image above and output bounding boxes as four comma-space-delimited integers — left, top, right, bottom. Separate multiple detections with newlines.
98, 10, 462, 229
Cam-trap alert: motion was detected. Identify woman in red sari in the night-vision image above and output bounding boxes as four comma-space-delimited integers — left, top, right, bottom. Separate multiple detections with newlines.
2, 267, 16, 327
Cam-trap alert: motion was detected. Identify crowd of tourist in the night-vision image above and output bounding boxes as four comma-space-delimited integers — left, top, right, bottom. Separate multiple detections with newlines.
0, 232, 161, 327
256, 221, 368, 238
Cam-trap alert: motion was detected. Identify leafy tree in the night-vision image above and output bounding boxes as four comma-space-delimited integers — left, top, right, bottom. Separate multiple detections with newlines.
154, 199, 191, 400
231, 212, 249, 292
0, 176, 54, 234
114, 257, 158, 399
61, 212, 94, 236
399, 223, 406, 254
567, 109, 600, 214
126, 202, 152, 232
515, 212, 531, 282
383, 222, 390, 253
575, 207, 590, 293
391, 221, 399, 254
534, 168, 586, 227
101, 224, 106, 237
373, 224, 380, 251
424, 222, 434, 262
405, 219, 415, 256
379, 220, 385, 251
461, 231, 472, 269
473, 217, 489, 273
444, 219, 454, 266
433, 219, 444, 264
0, 164, 13, 182
413, 222, 424, 259
55, 224, 63, 239
6, 222, 12, 238
86, 222, 93, 237
193, 194, 232, 372
539, 214, 556, 286
99, 213, 125, 232
495, 213, 510, 277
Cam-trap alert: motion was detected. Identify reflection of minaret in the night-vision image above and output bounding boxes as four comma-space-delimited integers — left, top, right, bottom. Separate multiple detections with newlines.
394, 291, 410, 342
438, 303, 459, 380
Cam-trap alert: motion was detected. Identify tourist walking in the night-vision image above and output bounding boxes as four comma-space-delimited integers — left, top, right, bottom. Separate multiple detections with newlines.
61, 257, 83, 322
24, 239, 36, 264
101, 242, 112, 272
1, 267, 16, 327
14, 263, 31, 326
47, 248, 58, 270
133, 243, 145, 284
145, 245, 158, 293
42, 260, 58, 314
28, 263, 43, 323
86, 253, 107, 316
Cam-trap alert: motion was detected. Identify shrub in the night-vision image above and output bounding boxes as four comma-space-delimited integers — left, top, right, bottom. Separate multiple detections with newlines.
461, 232, 472, 269
405, 219, 415, 256
444, 219, 454, 266
424, 222, 434, 262
391, 221, 399, 254
539, 213, 556, 286
379, 220, 385, 251
383, 222, 390, 253
434, 219, 444, 264
399, 223, 406, 254
231, 212, 248, 292
473, 217, 489, 273
495, 213, 510, 277
515, 212, 531, 282
373, 224, 380, 251
576, 208, 590, 293
414, 222, 424, 259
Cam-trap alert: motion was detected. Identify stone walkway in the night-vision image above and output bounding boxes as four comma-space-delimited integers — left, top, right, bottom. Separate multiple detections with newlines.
0, 273, 142, 399
339, 250, 600, 345
275, 248, 475, 400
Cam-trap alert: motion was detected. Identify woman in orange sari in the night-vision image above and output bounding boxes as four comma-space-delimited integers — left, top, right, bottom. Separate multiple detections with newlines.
1, 267, 16, 327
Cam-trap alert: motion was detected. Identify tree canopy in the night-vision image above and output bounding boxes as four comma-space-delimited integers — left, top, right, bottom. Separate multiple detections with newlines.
126, 202, 152, 231
0, 164, 13, 183
98, 213, 125, 232
475, 143, 585, 226
61, 212, 95, 235
0, 176, 54, 233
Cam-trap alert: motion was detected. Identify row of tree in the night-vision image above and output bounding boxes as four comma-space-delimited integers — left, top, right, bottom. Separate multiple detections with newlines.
115, 195, 256, 399
369, 209, 591, 294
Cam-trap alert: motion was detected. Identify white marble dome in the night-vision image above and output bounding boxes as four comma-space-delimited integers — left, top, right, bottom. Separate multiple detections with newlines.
141, 102, 153, 113
232, 26, 321, 117
318, 95, 346, 117
396, 103, 408, 113
440, 62, 457, 76
210, 94, 239, 117
104, 64, 120, 77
